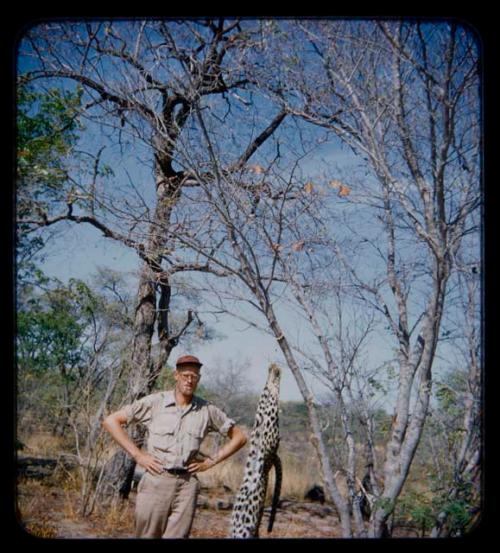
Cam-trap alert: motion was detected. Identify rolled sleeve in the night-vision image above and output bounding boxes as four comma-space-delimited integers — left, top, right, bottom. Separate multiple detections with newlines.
207, 403, 236, 437
122, 394, 156, 426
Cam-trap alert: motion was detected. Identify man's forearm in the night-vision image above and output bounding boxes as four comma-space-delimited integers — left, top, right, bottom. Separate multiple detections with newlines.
212, 428, 247, 465
102, 416, 142, 460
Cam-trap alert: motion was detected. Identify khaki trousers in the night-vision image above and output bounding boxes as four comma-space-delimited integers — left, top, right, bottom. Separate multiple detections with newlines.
135, 471, 200, 538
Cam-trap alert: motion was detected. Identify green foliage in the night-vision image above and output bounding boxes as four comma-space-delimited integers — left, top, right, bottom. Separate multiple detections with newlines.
16, 273, 113, 433
434, 369, 468, 416
16, 83, 84, 283
430, 477, 477, 536
385, 363, 398, 381
367, 376, 387, 396
17, 84, 83, 207
17, 277, 97, 375
280, 400, 309, 432
397, 491, 434, 536
17, 277, 111, 373
374, 496, 396, 514
441, 499, 474, 534
17, 308, 83, 375
435, 385, 457, 414
396, 460, 479, 537
409, 504, 435, 531
17, 269, 141, 448
374, 409, 393, 435
152, 367, 177, 392
97, 164, 115, 178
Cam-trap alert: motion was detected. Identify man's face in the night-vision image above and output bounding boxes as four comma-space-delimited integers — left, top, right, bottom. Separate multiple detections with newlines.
174, 364, 201, 395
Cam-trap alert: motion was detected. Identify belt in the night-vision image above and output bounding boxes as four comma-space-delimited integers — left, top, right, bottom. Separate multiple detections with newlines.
164, 467, 189, 475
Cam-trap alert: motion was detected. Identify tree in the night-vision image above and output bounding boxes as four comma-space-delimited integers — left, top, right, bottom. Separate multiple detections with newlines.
16, 20, 481, 537
254, 20, 481, 536
17, 273, 131, 436
16, 82, 83, 288
17, 278, 89, 434
146, 19, 481, 537
142, 103, 358, 535
17, 19, 291, 500
427, 248, 481, 537
202, 357, 256, 426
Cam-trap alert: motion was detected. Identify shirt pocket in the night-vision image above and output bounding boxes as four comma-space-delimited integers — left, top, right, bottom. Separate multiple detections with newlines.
149, 412, 177, 451
184, 421, 207, 460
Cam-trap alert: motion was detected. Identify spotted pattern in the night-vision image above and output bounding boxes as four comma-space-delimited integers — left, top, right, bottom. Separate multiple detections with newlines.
230, 364, 282, 538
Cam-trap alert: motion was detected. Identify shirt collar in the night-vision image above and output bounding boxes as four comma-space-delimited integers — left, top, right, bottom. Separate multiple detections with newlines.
163, 389, 201, 410
163, 390, 176, 407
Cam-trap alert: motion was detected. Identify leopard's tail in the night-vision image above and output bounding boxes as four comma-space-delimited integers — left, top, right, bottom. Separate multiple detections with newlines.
267, 454, 282, 533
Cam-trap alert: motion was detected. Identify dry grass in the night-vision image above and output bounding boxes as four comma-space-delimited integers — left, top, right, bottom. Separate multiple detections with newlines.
16, 477, 59, 538
17, 472, 136, 538
276, 450, 320, 500
198, 455, 245, 494
17, 469, 341, 539
21, 519, 59, 539
197, 444, 319, 502
19, 431, 69, 458
16, 440, 335, 539
15, 430, 339, 538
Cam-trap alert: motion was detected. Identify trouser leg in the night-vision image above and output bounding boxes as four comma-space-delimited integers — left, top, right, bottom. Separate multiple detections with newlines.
163, 475, 200, 538
134, 473, 176, 538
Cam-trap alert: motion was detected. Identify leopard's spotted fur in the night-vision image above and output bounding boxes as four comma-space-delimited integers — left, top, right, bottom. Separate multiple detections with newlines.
230, 364, 281, 538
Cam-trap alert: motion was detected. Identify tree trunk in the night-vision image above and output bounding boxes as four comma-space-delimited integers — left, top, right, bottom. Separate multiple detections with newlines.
430, 340, 481, 537
101, 158, 184, 500
370, 268, 449, 537
263, 304, 353, 537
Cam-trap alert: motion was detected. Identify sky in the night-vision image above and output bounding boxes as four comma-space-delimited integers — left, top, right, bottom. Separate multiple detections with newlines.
36, 197, 398, 405
24, 106, 470, 407
38, 224, 305, 400
18, 19, 481, 408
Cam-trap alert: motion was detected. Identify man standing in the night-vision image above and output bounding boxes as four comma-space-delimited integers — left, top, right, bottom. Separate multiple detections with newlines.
102, 354, 247, 538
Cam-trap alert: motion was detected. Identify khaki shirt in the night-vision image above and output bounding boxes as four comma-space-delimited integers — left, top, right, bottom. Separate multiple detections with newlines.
123, 390, 235, 469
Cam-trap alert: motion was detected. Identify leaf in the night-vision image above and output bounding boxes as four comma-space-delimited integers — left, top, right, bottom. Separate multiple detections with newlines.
291, 240, 305, 252
329, 179, 350, 197
338, 185, 350, 197
250, 164, 265, 174
304, 181, 314, 194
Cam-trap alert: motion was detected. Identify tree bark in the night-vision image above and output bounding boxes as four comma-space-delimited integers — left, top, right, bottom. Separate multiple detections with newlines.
101, 152, 186, 499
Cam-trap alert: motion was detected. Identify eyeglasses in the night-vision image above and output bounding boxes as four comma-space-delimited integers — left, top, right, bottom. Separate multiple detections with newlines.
178, 372, 200, 382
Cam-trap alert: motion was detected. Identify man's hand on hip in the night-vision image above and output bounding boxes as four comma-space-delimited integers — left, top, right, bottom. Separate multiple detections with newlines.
135, 452, 164, 475
187, 458, 216, 473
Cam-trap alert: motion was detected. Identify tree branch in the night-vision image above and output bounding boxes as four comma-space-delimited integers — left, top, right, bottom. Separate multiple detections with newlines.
20, 70, 156, 122
231, 109, 288, 172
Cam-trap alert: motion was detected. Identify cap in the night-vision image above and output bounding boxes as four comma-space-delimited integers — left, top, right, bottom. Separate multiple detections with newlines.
176, 355, 203, 369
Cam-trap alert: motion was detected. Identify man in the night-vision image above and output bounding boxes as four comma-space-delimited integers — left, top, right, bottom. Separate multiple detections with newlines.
102, 354, 247, 538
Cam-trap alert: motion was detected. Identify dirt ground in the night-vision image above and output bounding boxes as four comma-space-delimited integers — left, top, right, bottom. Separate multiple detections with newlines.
16, 473, 343, 539
16, 457, 424, 539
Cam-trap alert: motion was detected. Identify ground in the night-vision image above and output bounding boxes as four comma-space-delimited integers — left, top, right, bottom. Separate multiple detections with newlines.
16, 455, 425, 539
16, 472, 343, 539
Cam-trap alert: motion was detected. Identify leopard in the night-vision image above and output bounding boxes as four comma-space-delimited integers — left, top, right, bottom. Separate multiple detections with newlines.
230, 363, 282, 538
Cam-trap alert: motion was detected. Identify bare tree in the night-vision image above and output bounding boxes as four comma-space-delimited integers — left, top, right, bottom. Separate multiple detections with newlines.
146, 108, 358, 535
428, 246, 481, 537
17, 18, 286, 500
253, 19, 481, 536
203, 358, 253, 403
153, 19, 481, 537
17, 19, 481, 538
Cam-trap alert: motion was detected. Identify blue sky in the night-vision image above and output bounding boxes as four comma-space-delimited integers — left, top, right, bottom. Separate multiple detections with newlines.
36, 201, 395, 404
39, 224, 307, 400
19, 19, 481, 408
